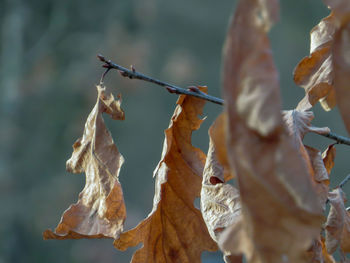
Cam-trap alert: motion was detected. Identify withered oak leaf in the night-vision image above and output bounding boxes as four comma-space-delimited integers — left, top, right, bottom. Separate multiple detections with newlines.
43, 85, 126, 240
114, 87, 217, 263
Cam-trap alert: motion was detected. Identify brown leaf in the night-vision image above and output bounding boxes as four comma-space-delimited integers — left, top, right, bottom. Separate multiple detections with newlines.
43, 85, 126, 240
283, 110, 330, 211
304, 237, 336, 263
305, 146, 330, 211
114, 88, 217, 262
325, 188, 350, 256
294, 13, 337, 111
221, 0, 324, 262
320, 236, 337, 263
206, 113, 232, 182
283, 109, 330, 141
222, 0, 281, 138
322, 144, 337, 175
331, 14, 350, 134
294, 1, 350, 113
200, 113, 241, 243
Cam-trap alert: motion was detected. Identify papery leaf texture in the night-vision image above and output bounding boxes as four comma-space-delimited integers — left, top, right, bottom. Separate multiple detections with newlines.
200, 113, 242, 262
200, 113, 241, 242
43, 85, 126, 240
114, 88, 217, 263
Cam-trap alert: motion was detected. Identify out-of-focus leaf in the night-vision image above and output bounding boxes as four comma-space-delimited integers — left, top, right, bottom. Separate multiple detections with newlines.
222, 0, 281, 137
294, 13, 337, 111
320, 236, 337, 263
304, 237, 336, 263
114, 88, 217, 262
331, 9, 350, 134
325, 188, 350, 256
43, 85, 126, 240
221, 0, 324, 262
200, 113, 241, 242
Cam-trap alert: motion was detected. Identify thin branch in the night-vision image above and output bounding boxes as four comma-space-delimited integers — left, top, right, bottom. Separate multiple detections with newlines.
339, 174, 350, 189
97, 54, 350, 146
323, 132, 350, 146
97, 54, 224, 105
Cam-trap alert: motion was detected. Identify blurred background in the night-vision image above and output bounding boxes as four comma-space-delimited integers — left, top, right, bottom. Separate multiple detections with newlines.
0, 0, 349, 262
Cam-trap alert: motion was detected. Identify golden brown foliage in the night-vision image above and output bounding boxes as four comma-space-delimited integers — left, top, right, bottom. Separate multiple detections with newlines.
293, 13, 337, 111
44, 85, 126, 240
114, 88, 217, 263
45, 0, 350, 262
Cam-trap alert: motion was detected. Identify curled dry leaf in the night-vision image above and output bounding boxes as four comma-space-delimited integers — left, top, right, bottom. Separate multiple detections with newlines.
282, 109, 330, 141
221, 0, 324, 262
205, 113, 232, 183
325, 188, 350, 256
200, 113, 241, 242
43, 85, 126, 240
200, 113, 242, 263
114, 88, 217, 263
294, 13, 337, 111
294, 0, 350, 113
305, 146, 330, 211
322, 144, 336, 175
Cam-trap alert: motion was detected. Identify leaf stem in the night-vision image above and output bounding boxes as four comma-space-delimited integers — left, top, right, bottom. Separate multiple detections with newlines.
97, 54, 350, 146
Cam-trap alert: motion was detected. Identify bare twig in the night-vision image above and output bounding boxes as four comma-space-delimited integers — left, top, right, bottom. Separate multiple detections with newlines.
97, 54, 350, 146
323, 132, 350, 146
339, 174, 350, 189
97, 54, 224, 105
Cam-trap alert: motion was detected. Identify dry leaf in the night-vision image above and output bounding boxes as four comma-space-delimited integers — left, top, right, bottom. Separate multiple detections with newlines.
221, 0, 324, 262
200, 113, 241, 242
304, 237, 336, 263
325, 188, 350, 256
114, 88, 217, 262
222, 0, 281, 137
205, 113, 232, 183
305, 146, 330, 211
200, 113, 242, 263
283, 109, 330, 141
322, 144, 336, 175
294, 13, 337, 111
43, 85, 126, 240
320, 236, 337, 263
294, 1, 350, 113
283, 110, 332, 210
331, 13, 350, 134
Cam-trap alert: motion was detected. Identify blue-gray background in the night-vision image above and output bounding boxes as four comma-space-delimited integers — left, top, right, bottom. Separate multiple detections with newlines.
1, 0, 349, 262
